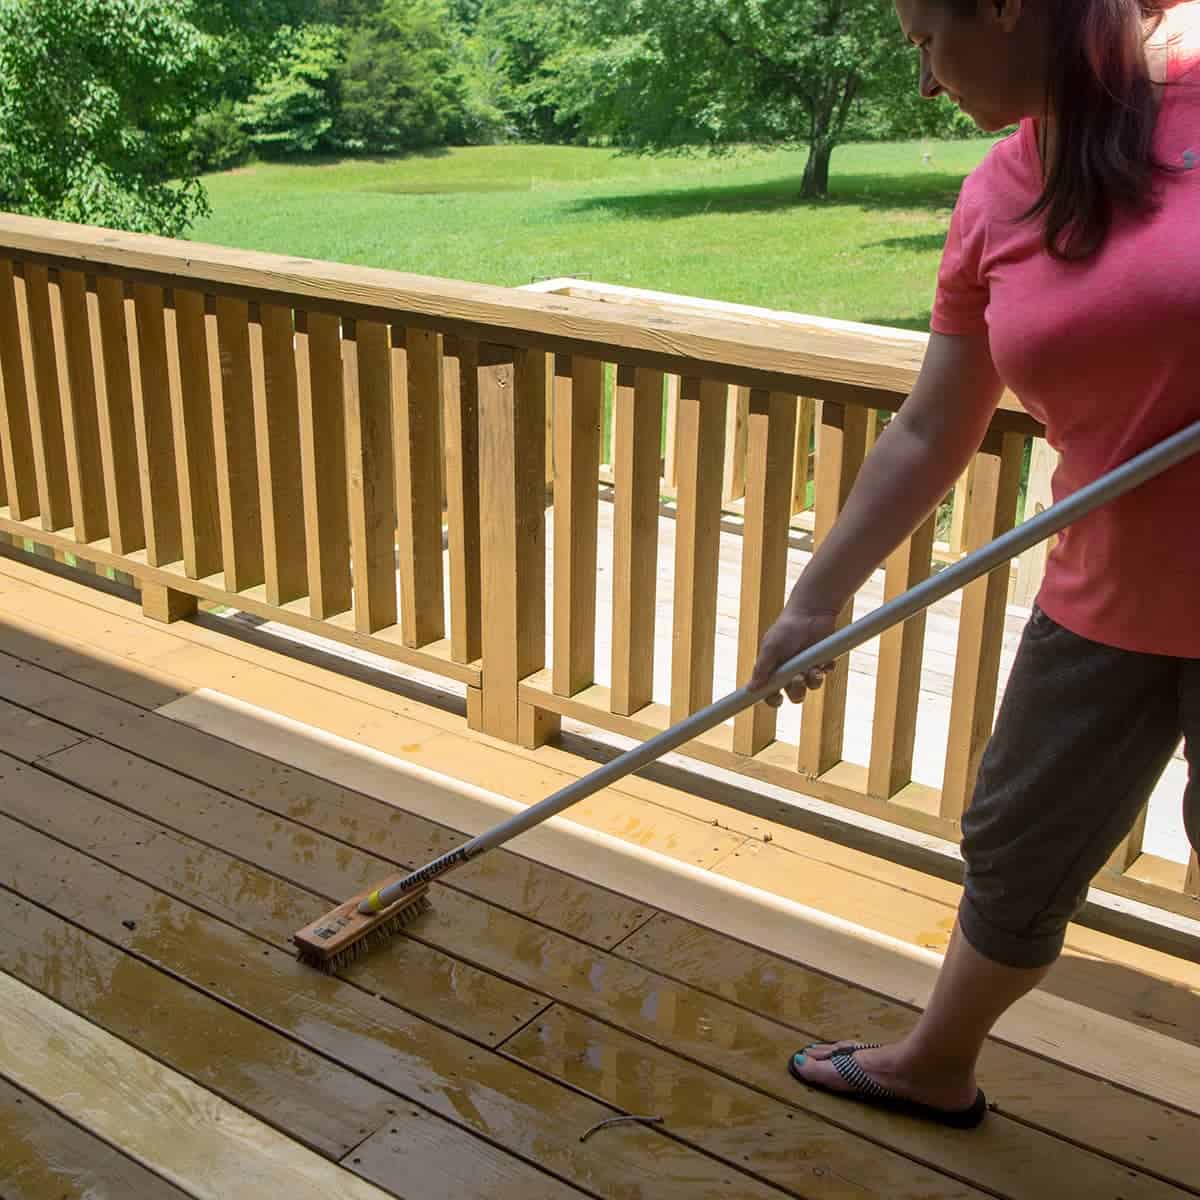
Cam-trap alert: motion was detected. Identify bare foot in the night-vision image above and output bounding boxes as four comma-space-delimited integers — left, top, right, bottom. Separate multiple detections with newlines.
791, 1041, 979, 1112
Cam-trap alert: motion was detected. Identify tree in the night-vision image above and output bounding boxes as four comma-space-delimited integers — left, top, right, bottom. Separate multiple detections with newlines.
562, 0, 971, 198
0, 0, 215, 236
473, 0, 584, 142
336, 0, 469, 153
239, 23, 346, 156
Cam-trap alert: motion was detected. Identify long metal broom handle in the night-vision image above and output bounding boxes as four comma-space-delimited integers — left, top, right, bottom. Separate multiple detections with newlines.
366, 417, 1200, 911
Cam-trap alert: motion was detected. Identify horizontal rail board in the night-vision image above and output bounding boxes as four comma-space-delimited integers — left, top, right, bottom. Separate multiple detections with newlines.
0, 215, 1041, 432
0, 513, 480, 688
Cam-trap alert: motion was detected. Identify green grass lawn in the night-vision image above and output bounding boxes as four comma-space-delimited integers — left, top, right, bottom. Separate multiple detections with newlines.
193, 139, 1003, 332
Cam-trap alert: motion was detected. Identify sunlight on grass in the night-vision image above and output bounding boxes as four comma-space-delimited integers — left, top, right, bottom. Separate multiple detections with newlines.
193, 139, 1004, 327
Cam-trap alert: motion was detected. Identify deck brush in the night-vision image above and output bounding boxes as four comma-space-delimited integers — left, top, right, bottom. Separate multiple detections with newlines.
293, 418, 1200, 973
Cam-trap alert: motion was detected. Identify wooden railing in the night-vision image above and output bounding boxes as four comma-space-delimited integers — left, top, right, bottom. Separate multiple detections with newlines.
0, 214, 1194, 925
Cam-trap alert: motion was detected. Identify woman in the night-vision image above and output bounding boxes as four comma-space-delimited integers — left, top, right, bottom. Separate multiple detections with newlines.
749, 0, 1200, 1129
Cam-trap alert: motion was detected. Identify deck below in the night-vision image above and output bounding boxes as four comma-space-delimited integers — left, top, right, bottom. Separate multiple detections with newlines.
0, 550, 1198, 1200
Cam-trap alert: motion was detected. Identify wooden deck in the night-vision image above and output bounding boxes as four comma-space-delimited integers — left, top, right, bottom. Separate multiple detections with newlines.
2, 552, 1199, 1200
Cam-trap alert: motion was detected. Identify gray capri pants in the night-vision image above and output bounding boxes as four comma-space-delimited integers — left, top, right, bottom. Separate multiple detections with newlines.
959, 604, 1200, 969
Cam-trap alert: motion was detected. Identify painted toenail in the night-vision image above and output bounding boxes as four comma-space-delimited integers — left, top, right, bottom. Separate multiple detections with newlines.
793, 1051, 807, 1067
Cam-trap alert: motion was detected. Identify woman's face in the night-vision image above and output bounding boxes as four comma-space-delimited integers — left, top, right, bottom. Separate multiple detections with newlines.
894, 0, 1053, 131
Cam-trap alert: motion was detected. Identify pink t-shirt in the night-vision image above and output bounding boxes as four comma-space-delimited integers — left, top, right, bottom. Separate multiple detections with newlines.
931, 2, 1200, 657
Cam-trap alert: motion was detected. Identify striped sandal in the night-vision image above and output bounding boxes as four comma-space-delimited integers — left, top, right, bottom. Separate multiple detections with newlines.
788, 1042, 989, 1130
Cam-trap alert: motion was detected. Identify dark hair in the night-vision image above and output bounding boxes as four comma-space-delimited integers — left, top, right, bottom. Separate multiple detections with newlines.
947, 0, 1190, 261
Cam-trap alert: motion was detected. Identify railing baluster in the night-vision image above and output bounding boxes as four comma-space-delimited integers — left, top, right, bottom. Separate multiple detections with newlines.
611, 364, 664, 717
733, 389, 797, 755
1104, 803, 1150, 877
0, 260, 37, 520
397, 326, 446, 647
92, 278, 145, 556
790, 397, 815, 516
1013, 436, 1058, 606
130, 284, 183, 568
443, 333, 481, 666
948, 462, 975, 556
22, 265, 72, 531
553, 354, 603, 697
475, 343, 553, 744
53, 270, 107, 543
296, 310, 351, 619
167, 290, 221, 580
255, 303, 307, 606
662, 374, 680, 488
343, 318, 397, 635
212, 296, 265, 592
670, 376, 727, 722
722, 384, 750, 504
797, 400, 872, 778
869, 512, 936, 799
942, 430, 1024, 819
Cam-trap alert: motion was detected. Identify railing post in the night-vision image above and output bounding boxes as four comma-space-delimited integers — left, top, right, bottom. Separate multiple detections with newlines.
476, 343, 554, 746
941, 430, 1024, 819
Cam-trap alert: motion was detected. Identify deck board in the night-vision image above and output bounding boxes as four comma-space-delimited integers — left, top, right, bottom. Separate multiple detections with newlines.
0, 1077, 193, 1200
0, 759, 790, 1198
0, 558, 1198, 1198
0, 688, 1195, 1197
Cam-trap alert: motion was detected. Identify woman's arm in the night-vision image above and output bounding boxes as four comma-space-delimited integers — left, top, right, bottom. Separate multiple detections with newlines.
750, 329, 1008, 704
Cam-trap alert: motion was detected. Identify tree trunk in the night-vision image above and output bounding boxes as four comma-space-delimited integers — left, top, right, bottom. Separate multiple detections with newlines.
800, 140, 834, 199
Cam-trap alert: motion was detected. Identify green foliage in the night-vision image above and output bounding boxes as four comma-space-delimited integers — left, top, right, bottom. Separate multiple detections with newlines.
189, 97, 252, 171
556, 0, 990, 195
0, 0, 214, 236
335, 0, 468, 152
239, 23, 345, 156
473, 0, 585, 142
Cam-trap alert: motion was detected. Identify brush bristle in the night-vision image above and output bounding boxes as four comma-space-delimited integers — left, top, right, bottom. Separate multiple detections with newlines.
293, 885, 432, 972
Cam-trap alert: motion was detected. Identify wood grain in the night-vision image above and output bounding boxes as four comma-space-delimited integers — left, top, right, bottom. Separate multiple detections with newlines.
732, 390, 796, 755
797, 400, 871, 777
131, 283, 183, 566
297, 311, 351, 619
869, 512, 936, 800
0, 970, 397, 1200
212, 295, 265, 592
53, 269, 108, 543
941, 432, 1024, 819
21, 264, 72, 530
552, 354, 602, 698
0, 259, 39, 520
92, 275, 146, 555
397, 327, 446, 647
168, 289, 222, 579
669, 377, 727, 721
344, 319, 398, 634
255, 303, 309, 606
442, 334, 481, 665
0, 1076, 192, 1200
611, 364, 664, 717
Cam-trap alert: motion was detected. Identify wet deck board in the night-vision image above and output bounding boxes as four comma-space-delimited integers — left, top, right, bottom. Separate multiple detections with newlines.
0, 689, 1195, 1197
4, 667, 1195, 1190
0, 1077, 192, 1200
0, 767, 788, 1199
0, 972, 397, 1200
